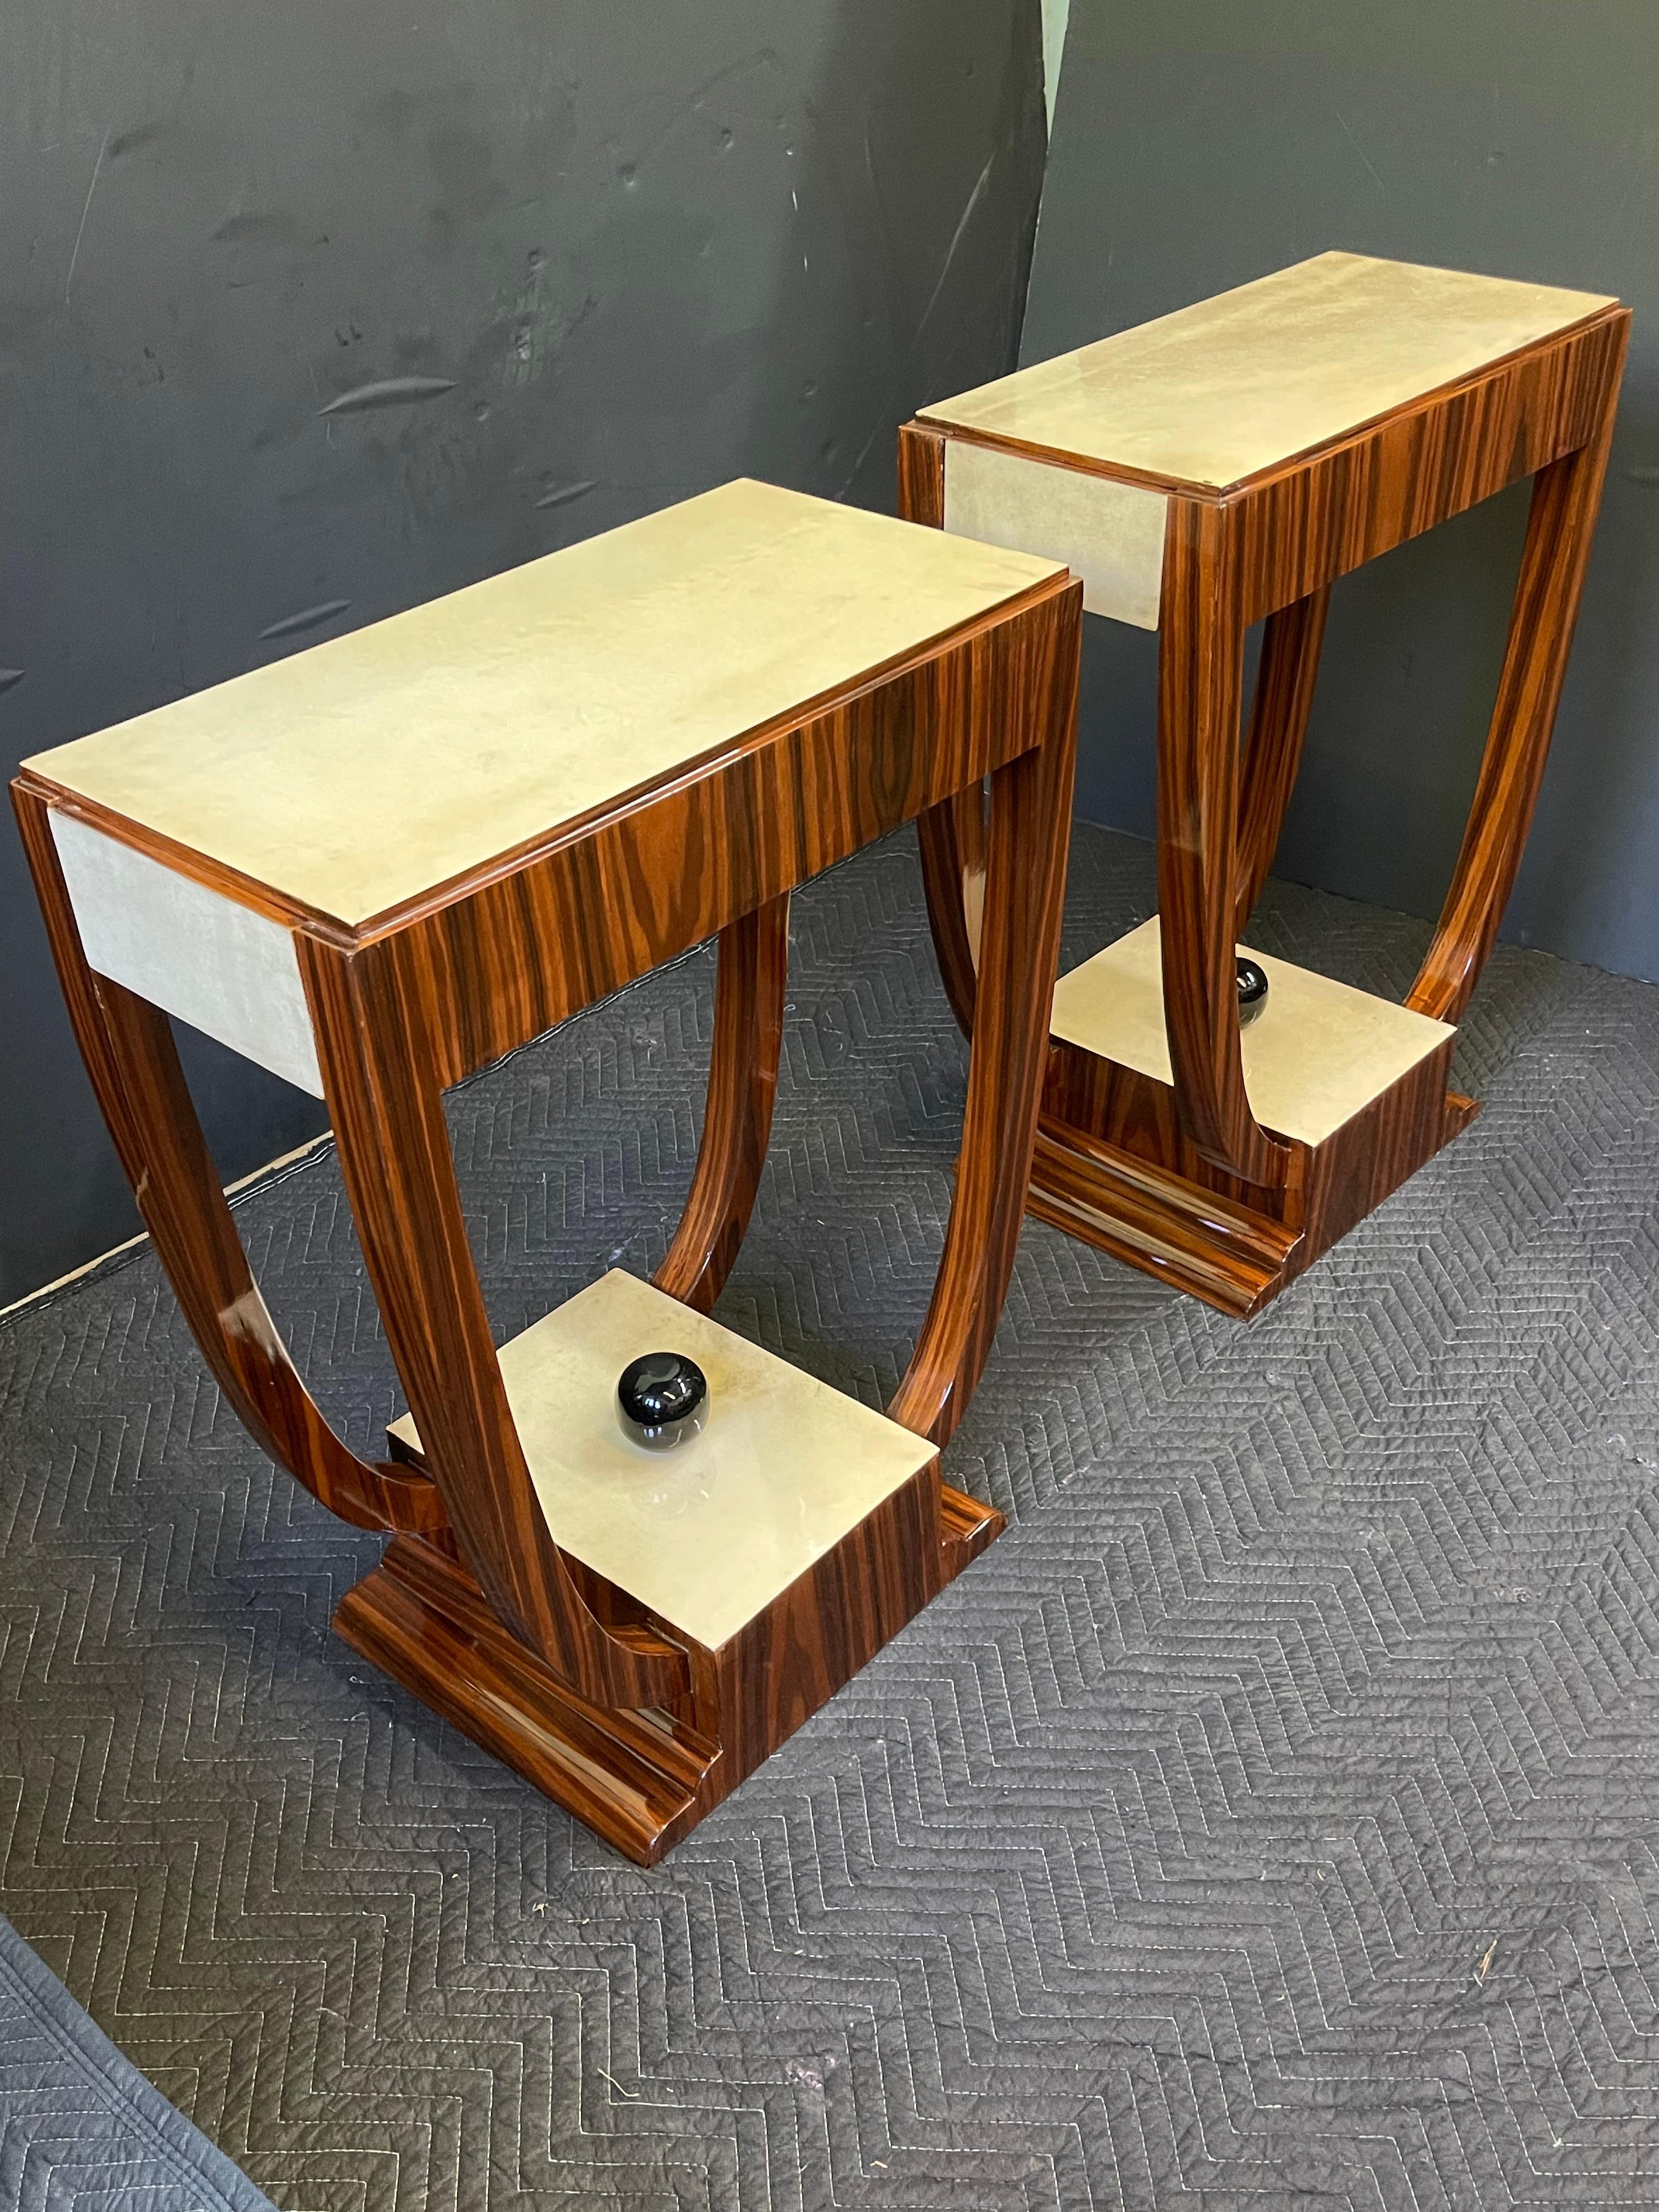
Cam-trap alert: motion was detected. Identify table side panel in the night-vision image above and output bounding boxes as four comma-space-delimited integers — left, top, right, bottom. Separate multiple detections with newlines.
943, 439, 1167, 629
372, 579, 1081, 1088
48, 809, 324, 1096
1234, 311, 1626, 624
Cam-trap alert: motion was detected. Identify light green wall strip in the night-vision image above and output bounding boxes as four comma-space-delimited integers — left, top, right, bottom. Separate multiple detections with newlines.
1041, 0, 1071, 126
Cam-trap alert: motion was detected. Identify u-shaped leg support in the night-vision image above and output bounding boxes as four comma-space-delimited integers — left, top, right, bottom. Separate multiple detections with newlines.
905, 398, 1328, 1054
654, 893, 789, 1313
1234, 585, 1330, 935
24, 780, 678, 1712
13, 783, 444, 1538
1409, 354, 1624, 1024
890, 582, 1082, 1448
918, 581, 1331, 1041
1156, 499, 1293, 1190
916, 785, 988, 1038
299, 930, 690, 1714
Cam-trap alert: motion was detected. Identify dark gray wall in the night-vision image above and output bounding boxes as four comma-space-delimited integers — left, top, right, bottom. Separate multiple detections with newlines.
1026, 0, 1659, 982
0, 0, 1047, 1304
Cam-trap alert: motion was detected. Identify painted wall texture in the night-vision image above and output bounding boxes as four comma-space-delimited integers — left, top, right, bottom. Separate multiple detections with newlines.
0, 0, 1048, 1303
1026, 0, 1659, 985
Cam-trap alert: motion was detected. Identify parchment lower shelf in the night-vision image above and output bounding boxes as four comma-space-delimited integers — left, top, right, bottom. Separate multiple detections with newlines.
1048, 919, 1455, 1147
387, 1270, 935, 1652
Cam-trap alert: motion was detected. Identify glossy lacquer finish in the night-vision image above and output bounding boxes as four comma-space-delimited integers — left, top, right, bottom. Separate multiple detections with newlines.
13, 783, 445, 1539
902, 262, 1629, 1316
14, 480, 1081, 1863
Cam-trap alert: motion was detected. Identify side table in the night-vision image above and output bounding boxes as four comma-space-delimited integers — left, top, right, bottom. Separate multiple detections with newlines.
900, 252, 1629, 1314
14, 479, 1081, 1863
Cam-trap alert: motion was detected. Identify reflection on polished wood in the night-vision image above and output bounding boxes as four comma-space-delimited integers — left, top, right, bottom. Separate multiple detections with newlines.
14, 477, 1081, 1863
902, 252, 1629, 1314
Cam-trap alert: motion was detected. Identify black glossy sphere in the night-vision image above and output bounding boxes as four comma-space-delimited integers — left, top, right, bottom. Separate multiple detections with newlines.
617, 1351, 709, 1451
1236, 957, 1269, 1026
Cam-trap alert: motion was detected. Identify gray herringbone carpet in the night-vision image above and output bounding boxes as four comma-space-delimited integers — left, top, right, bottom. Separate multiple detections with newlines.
3, 820, 1659, 2211
0, 1909, 278, 2211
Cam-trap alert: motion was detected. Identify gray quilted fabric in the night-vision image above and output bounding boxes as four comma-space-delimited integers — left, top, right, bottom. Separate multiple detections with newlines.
0, 1910, 276, 2211
2, 820, 1657, 2210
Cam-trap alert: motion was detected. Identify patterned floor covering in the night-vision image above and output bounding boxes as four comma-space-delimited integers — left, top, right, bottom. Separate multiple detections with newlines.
0, 1908, 276, 2211
2, 821, 1658, 2210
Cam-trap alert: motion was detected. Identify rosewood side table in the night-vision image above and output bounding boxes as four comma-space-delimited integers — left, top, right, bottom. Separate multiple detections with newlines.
900, 252, 1629, 1315
13, 479, 1081, 1864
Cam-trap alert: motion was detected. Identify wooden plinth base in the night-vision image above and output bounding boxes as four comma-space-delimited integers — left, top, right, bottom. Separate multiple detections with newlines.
335, 1480, 1001, 1866
1029, 1037, 1479, 1318
1024, 924, 1483, 1317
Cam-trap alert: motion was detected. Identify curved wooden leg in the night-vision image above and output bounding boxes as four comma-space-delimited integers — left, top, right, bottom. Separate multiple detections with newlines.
899, 417, 990, 1042
923, 582, 1328, 1040
12, 783, 443, 1537
654, 894, 788, 1314
1234, 585, 1330, 935
888, 581, 1081, 1449
1156, 498, 1293, 1190
1408, 346, 1626, 1024
916, 783, 988, 1036
297, 928, 689, 1714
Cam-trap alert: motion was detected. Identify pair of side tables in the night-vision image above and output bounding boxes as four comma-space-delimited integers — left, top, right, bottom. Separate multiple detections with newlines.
14, 253, 1628, 1862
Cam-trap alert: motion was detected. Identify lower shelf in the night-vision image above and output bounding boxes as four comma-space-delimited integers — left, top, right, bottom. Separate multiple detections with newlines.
360, 1269, 1005, 1861
1033, 921, 1477, 1316
387, 1268, 939, 1654
1048, 918, 1455, 1148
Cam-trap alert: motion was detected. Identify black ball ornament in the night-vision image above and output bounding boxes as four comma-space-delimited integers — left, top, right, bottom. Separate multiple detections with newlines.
1236, 957, 1269, 1026
617, 1351, 708, 1451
